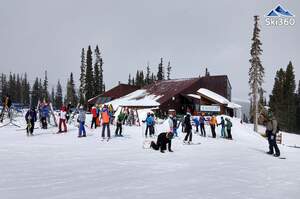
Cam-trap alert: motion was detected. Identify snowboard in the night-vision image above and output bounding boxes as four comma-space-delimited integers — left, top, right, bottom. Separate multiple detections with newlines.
183, 142, 201, 145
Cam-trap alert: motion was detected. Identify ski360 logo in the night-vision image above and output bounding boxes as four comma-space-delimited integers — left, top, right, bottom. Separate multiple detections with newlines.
265, 5, 295, 26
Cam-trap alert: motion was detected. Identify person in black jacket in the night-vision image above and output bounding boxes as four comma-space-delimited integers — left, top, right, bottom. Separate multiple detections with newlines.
25, 107, 37, 135
184, 113, 192, 143
150, 132, 174, 153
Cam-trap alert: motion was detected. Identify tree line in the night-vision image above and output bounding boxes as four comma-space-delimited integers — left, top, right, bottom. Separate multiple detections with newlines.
248, 16, 299, 134
128, 57, 172, 87
269, 61, 300, 133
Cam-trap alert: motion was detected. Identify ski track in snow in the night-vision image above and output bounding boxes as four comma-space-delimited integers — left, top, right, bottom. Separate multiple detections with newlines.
0, 116, 300, 199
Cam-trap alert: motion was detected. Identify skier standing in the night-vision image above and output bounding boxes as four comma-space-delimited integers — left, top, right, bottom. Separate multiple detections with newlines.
150, 132, 174, 153
183, 113, 193, 143
115, 111, 125, 136
41, 104, 49, 129
193, 116, 200, 133
77, 106, 86, 137
25, 107, 37, 136
144, 113, 154, 137
58, 105, 67, 133
218, 117, 226, 138
101, 105, 111, 140
265, 112, 280, 157
199, 113, 206, 137
90, 106, 98, 129
172, 113, 179, 137
209, 115, 217, 138
225, 118, 232, 139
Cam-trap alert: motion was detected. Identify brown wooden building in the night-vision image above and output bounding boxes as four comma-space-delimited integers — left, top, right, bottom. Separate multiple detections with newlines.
88, 84, 140, 105
142, 75, 232, 115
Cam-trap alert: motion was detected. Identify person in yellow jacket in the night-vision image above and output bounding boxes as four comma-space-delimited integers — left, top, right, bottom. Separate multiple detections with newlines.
209, 115, 217, 138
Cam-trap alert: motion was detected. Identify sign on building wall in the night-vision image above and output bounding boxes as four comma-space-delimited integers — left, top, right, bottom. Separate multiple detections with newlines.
200, 105, 220, 112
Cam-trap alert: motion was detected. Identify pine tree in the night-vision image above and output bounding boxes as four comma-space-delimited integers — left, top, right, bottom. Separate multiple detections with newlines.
94, 45, 104, 94
0, 74, 8, 100
128, 74, 131, 85
269, 68, 285, 129
157, 58, 164, 80
146, 62, 151, 85
283, 61, 296, 132
249, 15, 264, 132
296, 80, 300, 133
22, 73, 30, 105
205, 68, 210, 76
31, 78, 40, 107
54, 80, 63, 109
38, 78, 44, 102
15, 74, 21, 103
94, 46, 102, 95
167, 61, 171, 80
43, 70, 49, 100
51, 87, 55, 104
85, 45, 94, 101
79, 48, 86, 105
66, 72, 78, 106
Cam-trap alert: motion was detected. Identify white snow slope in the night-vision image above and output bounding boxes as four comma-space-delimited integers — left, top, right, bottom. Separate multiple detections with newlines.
0, 115, 300, 199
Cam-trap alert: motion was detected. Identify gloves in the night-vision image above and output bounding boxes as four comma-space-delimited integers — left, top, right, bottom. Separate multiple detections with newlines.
271, 135, 274, 140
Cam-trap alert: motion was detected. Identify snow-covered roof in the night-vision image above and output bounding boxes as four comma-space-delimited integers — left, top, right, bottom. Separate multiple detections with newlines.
197, 88, 230, 104
106, 89, 160, 109
187, 94, 201, 100
227, 102, 242, 109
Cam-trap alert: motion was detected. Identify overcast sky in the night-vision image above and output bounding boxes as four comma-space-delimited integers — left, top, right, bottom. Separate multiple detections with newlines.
0, 0, 299, 101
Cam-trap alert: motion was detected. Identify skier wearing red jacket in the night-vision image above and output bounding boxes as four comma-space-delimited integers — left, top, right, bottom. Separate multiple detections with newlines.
91, 106, 98, 129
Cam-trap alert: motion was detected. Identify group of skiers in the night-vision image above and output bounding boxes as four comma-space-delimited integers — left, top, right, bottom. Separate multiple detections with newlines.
149, 110, 234, 153
21, 102, 281, 157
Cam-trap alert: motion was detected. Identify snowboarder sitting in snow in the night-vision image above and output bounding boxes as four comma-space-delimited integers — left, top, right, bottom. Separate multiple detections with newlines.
150, 132, 174, 153
25, 107, 37, 136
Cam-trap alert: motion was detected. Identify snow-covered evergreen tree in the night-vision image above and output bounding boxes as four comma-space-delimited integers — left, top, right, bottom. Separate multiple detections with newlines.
157, 58, 164, 81
79, 48, 86, 105
94, 45, 103, 95
54, 80, 63, 109
167, 61, 171, 80
85, 45, 94, 101
66, 72, 77, 106
249, 15, 264, 132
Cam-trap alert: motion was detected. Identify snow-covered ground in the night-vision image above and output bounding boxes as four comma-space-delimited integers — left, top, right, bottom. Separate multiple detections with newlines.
0, 114, 300, 199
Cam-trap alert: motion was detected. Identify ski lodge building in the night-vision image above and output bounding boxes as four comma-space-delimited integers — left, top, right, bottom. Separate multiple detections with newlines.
89, 75, 241, 117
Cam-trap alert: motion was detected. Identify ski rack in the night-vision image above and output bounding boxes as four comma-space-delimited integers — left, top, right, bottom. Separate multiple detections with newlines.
0, 108, 21, 128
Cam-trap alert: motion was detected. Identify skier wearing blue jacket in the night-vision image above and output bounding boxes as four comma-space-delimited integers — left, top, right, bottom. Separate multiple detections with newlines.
193, 116, 200, 133
143, 113, 154, 137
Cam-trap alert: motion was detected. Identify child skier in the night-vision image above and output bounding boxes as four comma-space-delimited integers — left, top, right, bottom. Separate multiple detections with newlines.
25, 107, 37, 136
90, 106, 98, 129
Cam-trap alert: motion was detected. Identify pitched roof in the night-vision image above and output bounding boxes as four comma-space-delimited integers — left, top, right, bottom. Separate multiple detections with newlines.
143, 78, 201, 104
88, 84, 140, 104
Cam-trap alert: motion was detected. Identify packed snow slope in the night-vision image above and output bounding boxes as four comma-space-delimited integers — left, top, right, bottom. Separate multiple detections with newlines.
0, 115, 300, 199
